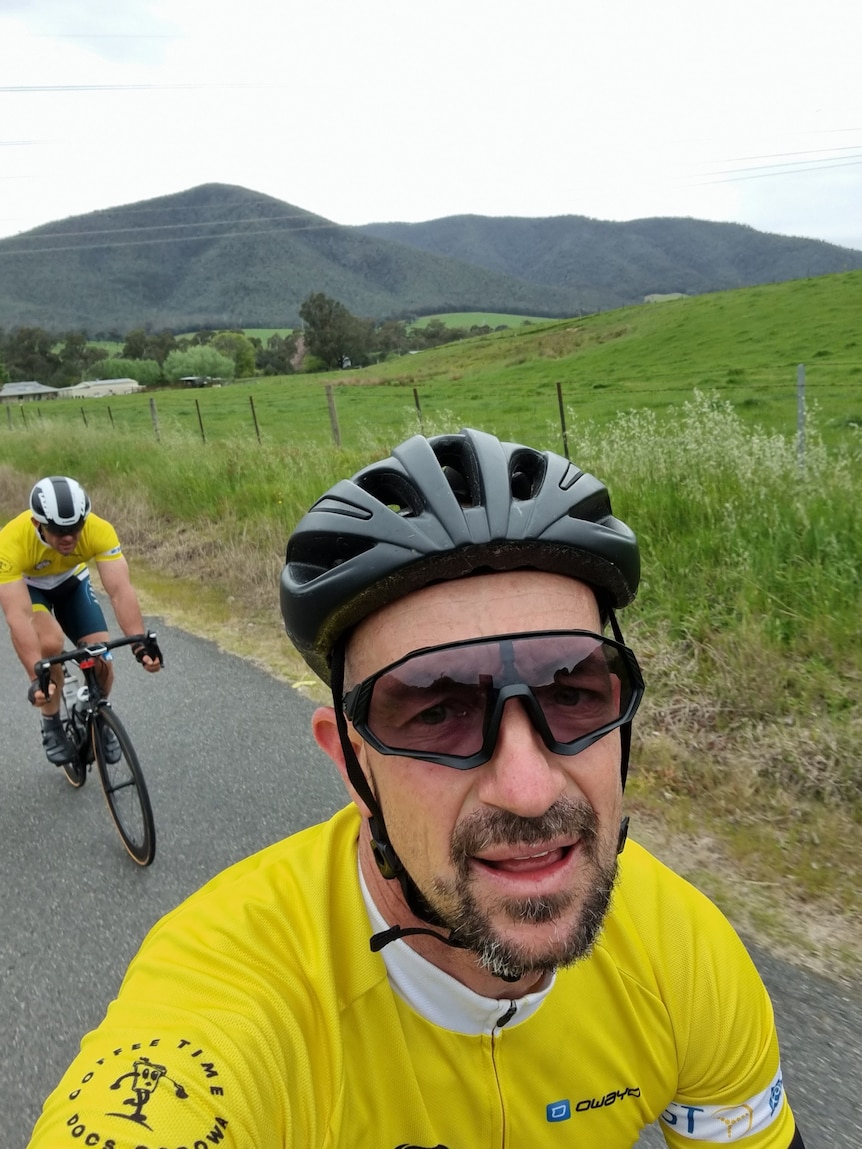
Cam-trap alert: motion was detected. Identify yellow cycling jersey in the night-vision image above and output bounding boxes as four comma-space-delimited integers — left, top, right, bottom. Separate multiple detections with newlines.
28, 805, 797, 1148
0, 510, 123, 590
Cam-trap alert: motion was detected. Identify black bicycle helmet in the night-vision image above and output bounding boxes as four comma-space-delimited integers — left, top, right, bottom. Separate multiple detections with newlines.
282, 427, 639, 683
29, 476, 91, 532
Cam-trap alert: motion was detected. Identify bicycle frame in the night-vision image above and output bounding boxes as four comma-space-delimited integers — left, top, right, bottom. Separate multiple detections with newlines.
35, 631, 159, 865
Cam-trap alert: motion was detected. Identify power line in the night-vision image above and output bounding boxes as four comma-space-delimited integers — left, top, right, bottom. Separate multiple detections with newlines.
0, 220, 346, 257
2, 212, 329, 241
691, 155, 862, 185
700, 151, 862, 177
0, 82, 288, 93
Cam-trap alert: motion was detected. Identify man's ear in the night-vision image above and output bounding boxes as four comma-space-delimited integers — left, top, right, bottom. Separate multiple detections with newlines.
312, 705, 374, 818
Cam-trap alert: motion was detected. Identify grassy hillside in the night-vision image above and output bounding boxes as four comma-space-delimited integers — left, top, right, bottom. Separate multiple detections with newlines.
15, 270, 858, 450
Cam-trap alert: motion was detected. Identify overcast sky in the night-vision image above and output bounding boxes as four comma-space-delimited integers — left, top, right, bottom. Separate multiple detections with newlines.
2, 0, 861, 249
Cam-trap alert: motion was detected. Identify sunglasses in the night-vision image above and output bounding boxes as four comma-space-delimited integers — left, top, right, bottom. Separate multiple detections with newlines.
342, 629, 644, 770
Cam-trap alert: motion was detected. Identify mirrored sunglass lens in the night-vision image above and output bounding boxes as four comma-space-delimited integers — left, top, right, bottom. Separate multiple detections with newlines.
533, 645, 630, 743
368, 672, 488, 756
364, 634, 631, 758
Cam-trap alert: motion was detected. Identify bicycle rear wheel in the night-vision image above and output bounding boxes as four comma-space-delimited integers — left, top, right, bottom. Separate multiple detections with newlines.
60, 752, 86, 788
92, 705, 156, 866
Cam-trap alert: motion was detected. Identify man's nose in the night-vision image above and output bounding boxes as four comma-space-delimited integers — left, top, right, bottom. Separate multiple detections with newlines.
474, 697, 568, 818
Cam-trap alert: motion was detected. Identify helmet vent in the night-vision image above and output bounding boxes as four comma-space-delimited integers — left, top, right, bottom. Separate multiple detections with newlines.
567, 487, 613, 522
508, 449, 546, 501
432, 438, 482, 508
357, 470, 423, 518
287, 532, 375, 584
442, 465, 470, 505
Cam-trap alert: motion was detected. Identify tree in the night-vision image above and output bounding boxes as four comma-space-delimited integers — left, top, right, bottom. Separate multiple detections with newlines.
211, 331, 257, 379
56, 332, 109, 386
162, 346, 235, 382
2, 326, 62, 383
299, 293, 372, 370
88, 357, 162, 386
256, 332, 298, 376
122, 328, 177, 365
374, 320, 409, 357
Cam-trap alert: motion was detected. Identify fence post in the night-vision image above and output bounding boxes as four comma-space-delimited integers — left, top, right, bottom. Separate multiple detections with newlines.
556, 381, 570, 460
325, 384, 341, 448
413, 387, 424, 435
249, 395, 261, 444
796, 363, 805, 472
80, 406, 88, 428
107, 405, 115, 430
195, 398, 207, 444
6, 405, 12, 430
20, 403, 27, 428
149, 397, 160, 443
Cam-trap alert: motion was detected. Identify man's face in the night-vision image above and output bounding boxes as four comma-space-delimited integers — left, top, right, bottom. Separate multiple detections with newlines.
35, 520, 82, 555
345, 571, 625, 979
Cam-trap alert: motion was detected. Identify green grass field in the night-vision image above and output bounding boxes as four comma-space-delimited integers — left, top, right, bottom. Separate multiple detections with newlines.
241, 328, 294, 342
411, 312, 555, 328
15, 271, 862, 452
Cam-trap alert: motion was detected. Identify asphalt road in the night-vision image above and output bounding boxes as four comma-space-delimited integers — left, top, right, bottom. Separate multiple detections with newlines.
1, 613, 859, 1147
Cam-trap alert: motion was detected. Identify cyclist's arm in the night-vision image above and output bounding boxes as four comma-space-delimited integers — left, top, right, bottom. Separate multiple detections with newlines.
96, 555, 147, 636
96, 557, 162, 670
0, 579, 45, 685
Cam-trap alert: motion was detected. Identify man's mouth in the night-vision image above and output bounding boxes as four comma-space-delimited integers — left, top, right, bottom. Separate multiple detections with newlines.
474, 843, 575, 875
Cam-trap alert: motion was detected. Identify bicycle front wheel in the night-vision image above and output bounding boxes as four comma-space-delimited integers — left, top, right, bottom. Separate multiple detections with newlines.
92, 705, 156, 866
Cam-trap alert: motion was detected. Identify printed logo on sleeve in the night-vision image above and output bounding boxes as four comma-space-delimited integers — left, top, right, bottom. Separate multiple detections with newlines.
58, 1036, 229, 1146
660, 1066, 784, 1141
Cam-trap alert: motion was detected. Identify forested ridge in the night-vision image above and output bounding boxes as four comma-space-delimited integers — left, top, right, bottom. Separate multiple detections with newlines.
1, 182, 861, 333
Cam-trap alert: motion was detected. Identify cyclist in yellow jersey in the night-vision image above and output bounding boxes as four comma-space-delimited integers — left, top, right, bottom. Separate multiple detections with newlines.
28, 432, 805, 1148
0, 475, 161, 768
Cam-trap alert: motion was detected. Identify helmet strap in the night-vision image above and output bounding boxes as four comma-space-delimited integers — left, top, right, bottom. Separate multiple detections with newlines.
607, 607, 634, 791
331, 641, 454, 933
617, 815, 630, 854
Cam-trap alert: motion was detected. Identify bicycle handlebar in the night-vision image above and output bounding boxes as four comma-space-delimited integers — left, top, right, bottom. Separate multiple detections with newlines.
33, 631, 162, 696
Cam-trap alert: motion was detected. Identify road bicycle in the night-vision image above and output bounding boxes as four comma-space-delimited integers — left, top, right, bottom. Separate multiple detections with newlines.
34, 632, 162, 866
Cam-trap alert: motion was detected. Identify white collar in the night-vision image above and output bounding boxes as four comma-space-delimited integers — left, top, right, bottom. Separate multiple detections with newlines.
358, 860, 555, 1036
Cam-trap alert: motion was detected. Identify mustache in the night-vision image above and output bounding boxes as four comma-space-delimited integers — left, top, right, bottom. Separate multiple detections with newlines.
451, 797, 599, 867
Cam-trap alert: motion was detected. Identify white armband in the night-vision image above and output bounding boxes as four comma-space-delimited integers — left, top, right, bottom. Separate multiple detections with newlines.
660, 1065, 785, 1142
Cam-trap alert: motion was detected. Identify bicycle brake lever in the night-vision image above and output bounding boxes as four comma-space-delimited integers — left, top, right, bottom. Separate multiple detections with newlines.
145, 631, 164, 668
35, 660, 53, 697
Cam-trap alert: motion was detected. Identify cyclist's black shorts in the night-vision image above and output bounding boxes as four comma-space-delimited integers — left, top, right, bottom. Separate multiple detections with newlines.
27, 573, 108, 645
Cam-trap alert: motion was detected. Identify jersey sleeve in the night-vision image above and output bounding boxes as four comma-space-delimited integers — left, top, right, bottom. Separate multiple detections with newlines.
26, 839, 347, 1149
83, 514, 124, 563
0, 515, 28, 583
626, 849, 799, 1148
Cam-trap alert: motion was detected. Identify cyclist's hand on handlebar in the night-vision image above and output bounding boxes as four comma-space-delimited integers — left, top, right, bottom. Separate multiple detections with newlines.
27, 676, 55, 707
132, 634, 163, 673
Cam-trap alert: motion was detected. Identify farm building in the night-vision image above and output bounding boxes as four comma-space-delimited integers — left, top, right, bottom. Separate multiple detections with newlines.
63, 378, 143, 398
0, 381, 60, 402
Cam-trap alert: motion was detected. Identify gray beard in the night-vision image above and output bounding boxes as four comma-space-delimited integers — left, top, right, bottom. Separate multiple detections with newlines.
431, 798, 618, 981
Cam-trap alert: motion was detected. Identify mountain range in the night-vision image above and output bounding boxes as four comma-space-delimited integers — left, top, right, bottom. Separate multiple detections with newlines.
1, 182, 860, 334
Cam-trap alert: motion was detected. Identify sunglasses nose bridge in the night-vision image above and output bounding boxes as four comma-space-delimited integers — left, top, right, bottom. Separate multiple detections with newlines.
484, 683, 554, 755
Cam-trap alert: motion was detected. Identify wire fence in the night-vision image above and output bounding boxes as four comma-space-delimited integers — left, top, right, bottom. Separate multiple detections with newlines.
1, 363, 855, 462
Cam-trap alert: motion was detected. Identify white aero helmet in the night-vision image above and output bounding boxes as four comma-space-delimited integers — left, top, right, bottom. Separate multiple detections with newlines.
29, 476, 91, 532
